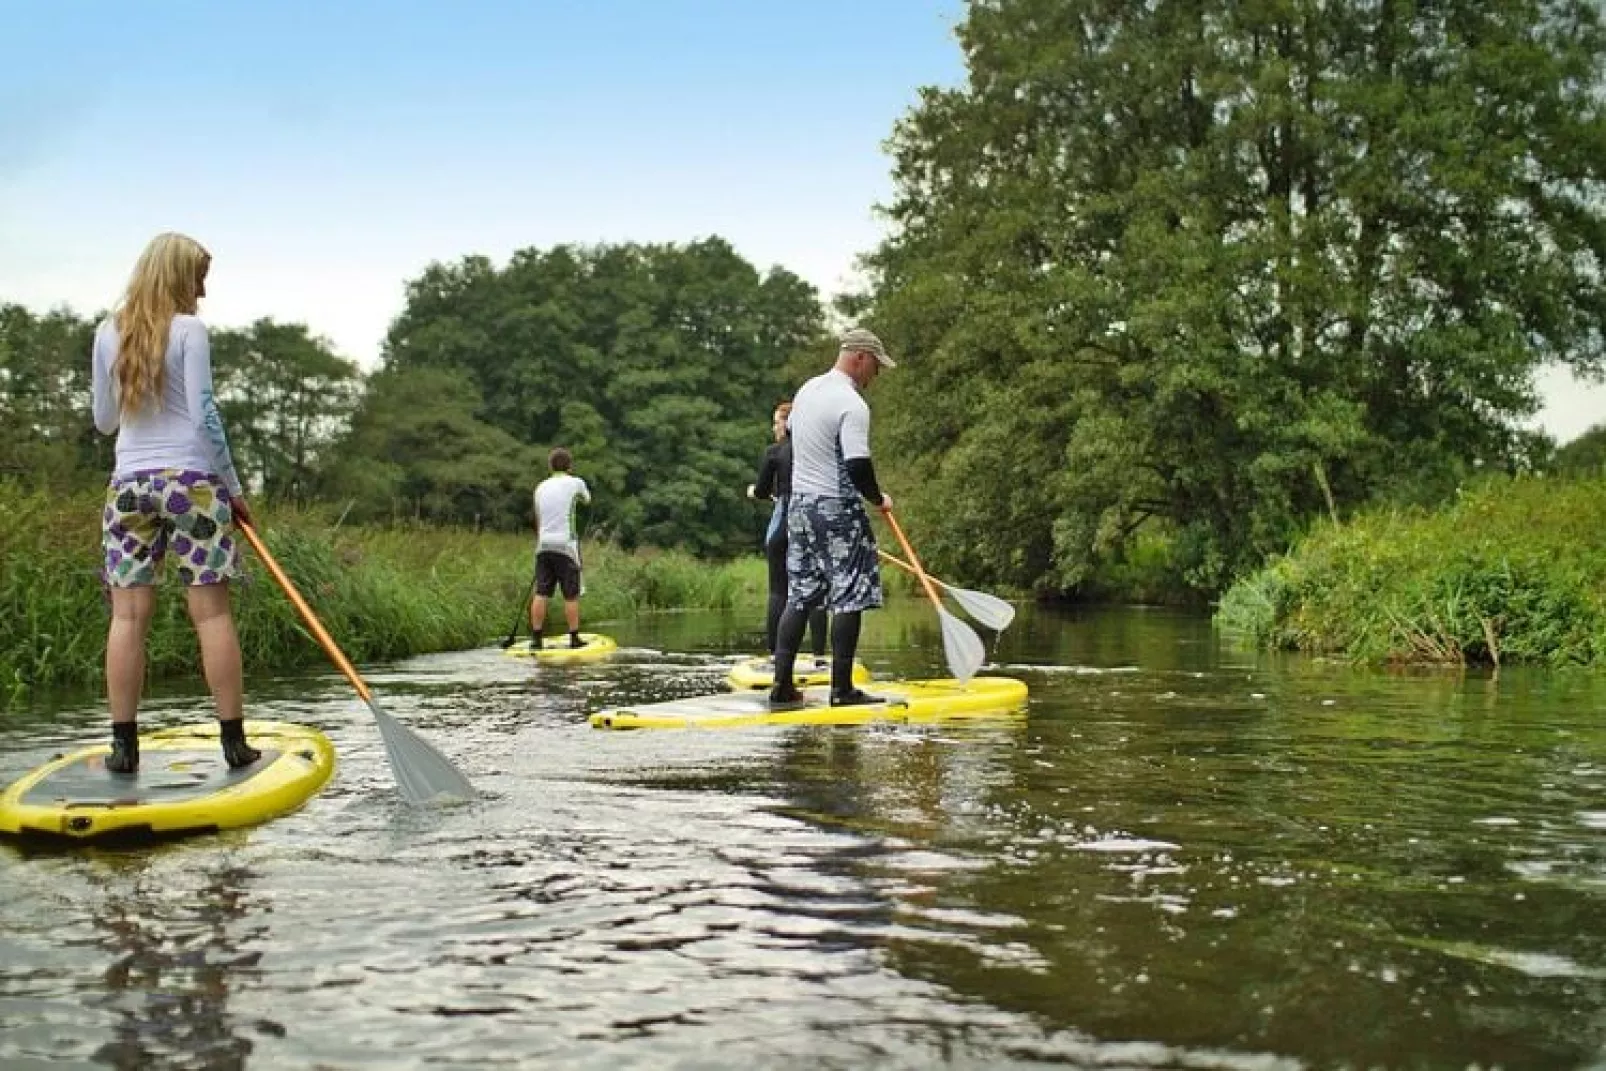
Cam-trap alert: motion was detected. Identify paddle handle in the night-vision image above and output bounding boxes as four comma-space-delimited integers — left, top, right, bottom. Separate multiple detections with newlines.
877, 548, 933, 585
236, 517, 374, 703
881, 510, 946, 615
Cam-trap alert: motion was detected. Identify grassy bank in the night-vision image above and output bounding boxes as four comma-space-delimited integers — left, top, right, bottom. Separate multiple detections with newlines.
0, 485, 765, 704
1216, 475, 1606, 666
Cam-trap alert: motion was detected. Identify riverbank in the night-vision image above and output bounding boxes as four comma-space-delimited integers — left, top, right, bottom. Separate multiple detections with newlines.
0, 485, 766, 704
1216, 474, 1606, 666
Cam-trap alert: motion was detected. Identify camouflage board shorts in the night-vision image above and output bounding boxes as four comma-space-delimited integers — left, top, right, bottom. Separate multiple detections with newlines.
785, 494, 883, 614
101, 469, 240, 587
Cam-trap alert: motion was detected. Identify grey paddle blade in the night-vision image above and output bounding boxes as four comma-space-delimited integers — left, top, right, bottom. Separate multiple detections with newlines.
937, 579, 1017, 632
370, 702, 476, 805
938, 607, 987, 684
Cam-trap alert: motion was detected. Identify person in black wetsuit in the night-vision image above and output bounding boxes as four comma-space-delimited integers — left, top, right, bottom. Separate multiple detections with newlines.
748, 400, 828, 665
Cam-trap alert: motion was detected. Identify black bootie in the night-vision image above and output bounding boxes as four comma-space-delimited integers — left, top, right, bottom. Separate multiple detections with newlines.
107, 721, 139, 774
220, 718, 261, 769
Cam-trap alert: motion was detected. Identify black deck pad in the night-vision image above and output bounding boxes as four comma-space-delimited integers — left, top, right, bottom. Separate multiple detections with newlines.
21, 748, 283, 807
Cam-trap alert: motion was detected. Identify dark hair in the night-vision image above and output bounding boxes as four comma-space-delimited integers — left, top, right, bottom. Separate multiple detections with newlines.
549, 447, 573, 472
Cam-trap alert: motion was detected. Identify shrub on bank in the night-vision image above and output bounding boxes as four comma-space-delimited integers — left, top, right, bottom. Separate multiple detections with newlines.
1216, 475, 1606, 666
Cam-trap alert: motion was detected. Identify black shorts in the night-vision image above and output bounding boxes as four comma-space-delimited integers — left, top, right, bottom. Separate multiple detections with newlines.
535, 551, 581, 599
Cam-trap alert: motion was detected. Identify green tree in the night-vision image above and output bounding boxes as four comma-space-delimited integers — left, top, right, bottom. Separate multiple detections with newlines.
1553, 422, 1606, 476
320, 366, 539, 528
861, 0, 1606, 595
383, 238, 828, 552
0, 304, 107, 489
211, 320, 361, 503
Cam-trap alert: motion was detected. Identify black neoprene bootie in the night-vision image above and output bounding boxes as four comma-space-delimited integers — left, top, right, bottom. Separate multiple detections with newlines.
220, 718, 261, 769
830, 688, 886, 708
107, 721, 139, 774
530, 634, 544, 650
569, 631, 585, 649
768, 684, 806, 711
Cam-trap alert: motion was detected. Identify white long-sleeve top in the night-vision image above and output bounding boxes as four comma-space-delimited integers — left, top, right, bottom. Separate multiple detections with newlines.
91, 314, 243, 496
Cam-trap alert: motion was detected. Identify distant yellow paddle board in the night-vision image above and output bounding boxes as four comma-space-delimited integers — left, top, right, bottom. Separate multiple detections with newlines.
725, 655, 871, 691
504, 633, 618, 662
592, 676, 1028, 730
0, 720, 335, 843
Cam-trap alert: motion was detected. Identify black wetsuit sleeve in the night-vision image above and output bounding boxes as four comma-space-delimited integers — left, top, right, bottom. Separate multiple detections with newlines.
753, 444, 781, 500
845, 457, 884, 506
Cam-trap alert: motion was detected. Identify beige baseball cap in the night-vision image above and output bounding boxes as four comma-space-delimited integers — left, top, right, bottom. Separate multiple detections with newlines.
839, 327, 896, 368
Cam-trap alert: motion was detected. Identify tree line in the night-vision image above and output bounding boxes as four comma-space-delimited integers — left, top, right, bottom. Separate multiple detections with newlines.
5, 0, 1605, 597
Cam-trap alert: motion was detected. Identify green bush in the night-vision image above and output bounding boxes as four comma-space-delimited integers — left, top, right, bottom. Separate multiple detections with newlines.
1217, 474, 1606, 666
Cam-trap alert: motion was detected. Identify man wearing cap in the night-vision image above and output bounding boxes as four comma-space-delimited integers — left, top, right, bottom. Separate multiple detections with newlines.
769, 327, 896, 709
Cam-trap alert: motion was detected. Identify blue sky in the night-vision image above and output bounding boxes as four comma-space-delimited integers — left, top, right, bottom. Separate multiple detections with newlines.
3, 1, 1601, 441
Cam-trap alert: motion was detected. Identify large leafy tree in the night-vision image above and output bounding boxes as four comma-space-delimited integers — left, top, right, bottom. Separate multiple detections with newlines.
383, 238, 828, 554
862, 0, 1606, 594
0, 304, 107, 489
211, 320, 361, 504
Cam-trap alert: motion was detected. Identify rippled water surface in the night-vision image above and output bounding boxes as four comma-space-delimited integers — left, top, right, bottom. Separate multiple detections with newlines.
3, 604, 1604, 1069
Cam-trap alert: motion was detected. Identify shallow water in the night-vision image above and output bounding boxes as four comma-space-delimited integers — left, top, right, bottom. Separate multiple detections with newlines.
2, 603, 1604, 1069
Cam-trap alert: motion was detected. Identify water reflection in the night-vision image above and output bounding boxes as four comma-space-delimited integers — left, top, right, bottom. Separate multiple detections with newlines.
0, 603, 1602, 1067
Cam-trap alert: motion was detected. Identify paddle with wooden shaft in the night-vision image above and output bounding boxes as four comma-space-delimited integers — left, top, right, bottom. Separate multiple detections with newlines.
877, 550, 1016, 632
880, 509, 986, 683
235, 517, 476, 805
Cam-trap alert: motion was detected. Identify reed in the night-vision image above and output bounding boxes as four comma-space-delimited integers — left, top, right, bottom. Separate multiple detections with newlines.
0, 485, 766, 702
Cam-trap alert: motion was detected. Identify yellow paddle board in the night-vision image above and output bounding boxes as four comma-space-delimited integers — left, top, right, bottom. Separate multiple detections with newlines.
504, 632, 618, 662
725, 655, 870, 691
0, 720, 335, 843
591, 675, 1027, 730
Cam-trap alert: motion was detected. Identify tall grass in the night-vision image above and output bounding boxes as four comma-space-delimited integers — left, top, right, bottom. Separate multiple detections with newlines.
1217, 474, 1606, 666
0, 484, 765, 703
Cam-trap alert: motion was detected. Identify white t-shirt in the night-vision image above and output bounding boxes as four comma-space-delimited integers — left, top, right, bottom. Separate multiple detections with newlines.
534, 473, 591, 553
90, 314, 244, 495
787, 369, 871, 498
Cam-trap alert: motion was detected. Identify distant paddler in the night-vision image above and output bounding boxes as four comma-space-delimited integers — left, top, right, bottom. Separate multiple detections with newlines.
747, 399, 828, 668
528, 447, 592, 649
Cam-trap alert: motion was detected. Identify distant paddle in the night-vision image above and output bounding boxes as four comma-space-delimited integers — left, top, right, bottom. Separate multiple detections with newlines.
880, 509, 986, 683
501, 557, 541, 649
235, 518, 476, 806
877, 550, 1016, 632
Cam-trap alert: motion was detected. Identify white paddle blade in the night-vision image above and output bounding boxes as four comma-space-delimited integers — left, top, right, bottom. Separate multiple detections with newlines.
939, 608, 987, 683
371, 702, 476, 805
938, 580, 1017, 631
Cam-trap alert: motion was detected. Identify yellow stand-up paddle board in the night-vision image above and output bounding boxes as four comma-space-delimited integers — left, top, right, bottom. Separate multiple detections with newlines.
504, 633, 618, 662
0, 720, 335, 843
725, 655, 870, 691
592, 676, 1027, 730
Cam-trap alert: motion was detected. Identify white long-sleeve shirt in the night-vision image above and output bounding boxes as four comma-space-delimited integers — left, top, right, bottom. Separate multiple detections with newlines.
91, 314, 243, 496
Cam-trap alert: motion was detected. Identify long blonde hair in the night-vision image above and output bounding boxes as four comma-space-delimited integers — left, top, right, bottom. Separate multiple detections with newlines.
113, 232, 211, 414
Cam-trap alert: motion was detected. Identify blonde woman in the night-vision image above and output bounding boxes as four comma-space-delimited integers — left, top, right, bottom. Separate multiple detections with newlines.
91, 232, 259, 773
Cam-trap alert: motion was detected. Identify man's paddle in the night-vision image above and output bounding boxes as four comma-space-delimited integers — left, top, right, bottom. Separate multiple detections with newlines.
236, 517, 476, 805
501, 557, 541, 649
877, 550, 1016, 632
880, 509, 986, 683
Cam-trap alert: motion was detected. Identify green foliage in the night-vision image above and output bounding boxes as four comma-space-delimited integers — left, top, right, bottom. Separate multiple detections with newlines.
211, 320, 361, 504
379, 238, 828, 554
0, 483, 765, 702
1217, 474, 1606, 665
859, 0, 1606, 599
0, 303, 110, 491
1552, 422, 1606, 477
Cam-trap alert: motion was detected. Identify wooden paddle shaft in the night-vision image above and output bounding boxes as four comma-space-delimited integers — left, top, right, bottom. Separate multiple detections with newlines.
881, 510, 946, 613
235, 518, 375, 703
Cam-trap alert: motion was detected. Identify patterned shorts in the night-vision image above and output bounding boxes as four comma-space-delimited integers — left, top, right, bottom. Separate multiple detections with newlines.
102, 469, 240, 588
786, 494, 883, 614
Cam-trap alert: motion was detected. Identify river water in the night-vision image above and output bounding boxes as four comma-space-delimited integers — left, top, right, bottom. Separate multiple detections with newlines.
2, 604, 1603, 1069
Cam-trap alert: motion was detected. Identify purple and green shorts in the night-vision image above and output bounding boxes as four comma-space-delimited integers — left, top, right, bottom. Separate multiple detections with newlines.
101, 469, 240, 588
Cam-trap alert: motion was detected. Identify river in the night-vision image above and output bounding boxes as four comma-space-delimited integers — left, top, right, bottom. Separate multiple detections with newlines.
2, 603, 1603, 1069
